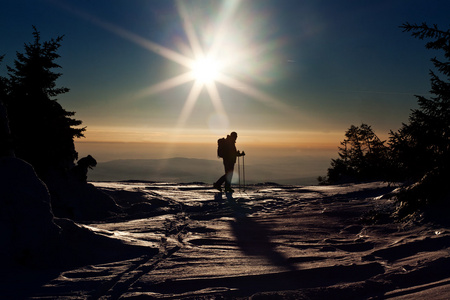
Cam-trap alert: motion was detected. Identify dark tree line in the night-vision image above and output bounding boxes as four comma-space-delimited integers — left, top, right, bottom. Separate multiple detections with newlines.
0, 27, 85, 178
390, 23, 450, 180
318, 123, 389, 184
320, 23, 450, 216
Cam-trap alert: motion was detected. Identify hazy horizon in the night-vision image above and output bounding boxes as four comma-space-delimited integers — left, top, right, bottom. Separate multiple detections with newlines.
76, 140, 337, 185
86, 156, 333, 185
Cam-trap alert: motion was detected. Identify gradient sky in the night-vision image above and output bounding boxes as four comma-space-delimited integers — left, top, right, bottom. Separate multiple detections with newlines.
2, 0, 450, 163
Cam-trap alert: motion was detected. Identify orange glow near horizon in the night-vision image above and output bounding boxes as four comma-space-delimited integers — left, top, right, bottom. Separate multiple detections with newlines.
77, 125, 343, 149
75, 128, 342, 164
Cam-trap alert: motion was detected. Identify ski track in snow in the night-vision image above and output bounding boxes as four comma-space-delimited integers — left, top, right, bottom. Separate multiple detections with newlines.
12, 182, 450, 299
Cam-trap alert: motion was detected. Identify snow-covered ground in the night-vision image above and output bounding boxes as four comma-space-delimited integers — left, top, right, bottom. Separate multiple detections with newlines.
2, 181, 450, 299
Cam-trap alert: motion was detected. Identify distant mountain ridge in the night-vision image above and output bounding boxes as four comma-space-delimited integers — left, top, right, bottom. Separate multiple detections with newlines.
88, 157, 320, 185
89, 158, 220, 183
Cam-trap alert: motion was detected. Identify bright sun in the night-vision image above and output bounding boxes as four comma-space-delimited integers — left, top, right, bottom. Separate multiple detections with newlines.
191, 57, 220, 83
102, 0, 290, 132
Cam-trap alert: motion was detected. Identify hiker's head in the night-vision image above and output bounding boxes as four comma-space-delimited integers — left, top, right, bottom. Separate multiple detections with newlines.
230, 132, 237, 140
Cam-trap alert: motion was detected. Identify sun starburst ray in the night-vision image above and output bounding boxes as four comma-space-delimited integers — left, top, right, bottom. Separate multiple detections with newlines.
55, 2, 195, 69
216, 73, 295, 115
176, 80, 204, 128
220, 42, 278, 75
131, 72, 194, 101
205, 81, 227, 117
208, 0, 241, 59
177, 0, 205, 61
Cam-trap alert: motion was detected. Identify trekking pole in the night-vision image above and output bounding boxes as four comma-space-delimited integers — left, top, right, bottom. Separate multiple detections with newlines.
242, 154, 246, 192
238, 155, 241, 192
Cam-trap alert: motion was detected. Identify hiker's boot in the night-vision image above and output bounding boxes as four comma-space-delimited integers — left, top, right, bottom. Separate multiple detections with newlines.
224, 187, 234, 194
213, 182, 222, 192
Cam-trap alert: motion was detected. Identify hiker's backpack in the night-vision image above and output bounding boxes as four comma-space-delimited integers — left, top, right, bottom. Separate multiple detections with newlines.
217, 137, 226, 158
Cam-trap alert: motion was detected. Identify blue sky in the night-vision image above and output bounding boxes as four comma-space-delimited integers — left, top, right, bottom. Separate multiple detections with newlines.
1, 0, 450, 161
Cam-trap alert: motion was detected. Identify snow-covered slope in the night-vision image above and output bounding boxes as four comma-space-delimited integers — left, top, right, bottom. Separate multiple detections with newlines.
2, 180, 449, 299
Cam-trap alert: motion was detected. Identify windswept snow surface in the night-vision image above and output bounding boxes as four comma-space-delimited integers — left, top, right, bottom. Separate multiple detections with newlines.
4, 181, 450, 299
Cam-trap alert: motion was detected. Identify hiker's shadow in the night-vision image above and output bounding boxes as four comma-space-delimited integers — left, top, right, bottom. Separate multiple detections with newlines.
228, 202, 298, 272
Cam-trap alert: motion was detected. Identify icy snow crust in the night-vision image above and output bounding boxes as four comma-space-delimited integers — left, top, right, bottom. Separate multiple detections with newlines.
4, 181, 450, 299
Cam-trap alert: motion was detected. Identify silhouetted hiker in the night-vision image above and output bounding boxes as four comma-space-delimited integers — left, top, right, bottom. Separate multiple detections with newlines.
214, 131, 245, 193
71, 155, 97, 182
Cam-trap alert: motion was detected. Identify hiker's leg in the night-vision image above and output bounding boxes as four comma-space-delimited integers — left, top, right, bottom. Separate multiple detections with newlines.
224, 172, 232, 190
214, 161, 229, 189
215, 161, 229, 186
216, 174, 226, 185
224, 162, 234, 191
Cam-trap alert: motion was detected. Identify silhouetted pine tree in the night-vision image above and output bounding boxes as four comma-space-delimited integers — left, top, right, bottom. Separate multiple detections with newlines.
389, 23, 450, 180
321, 123, 388, 184
389, 23, 450, 217
4, 27, 85, 177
